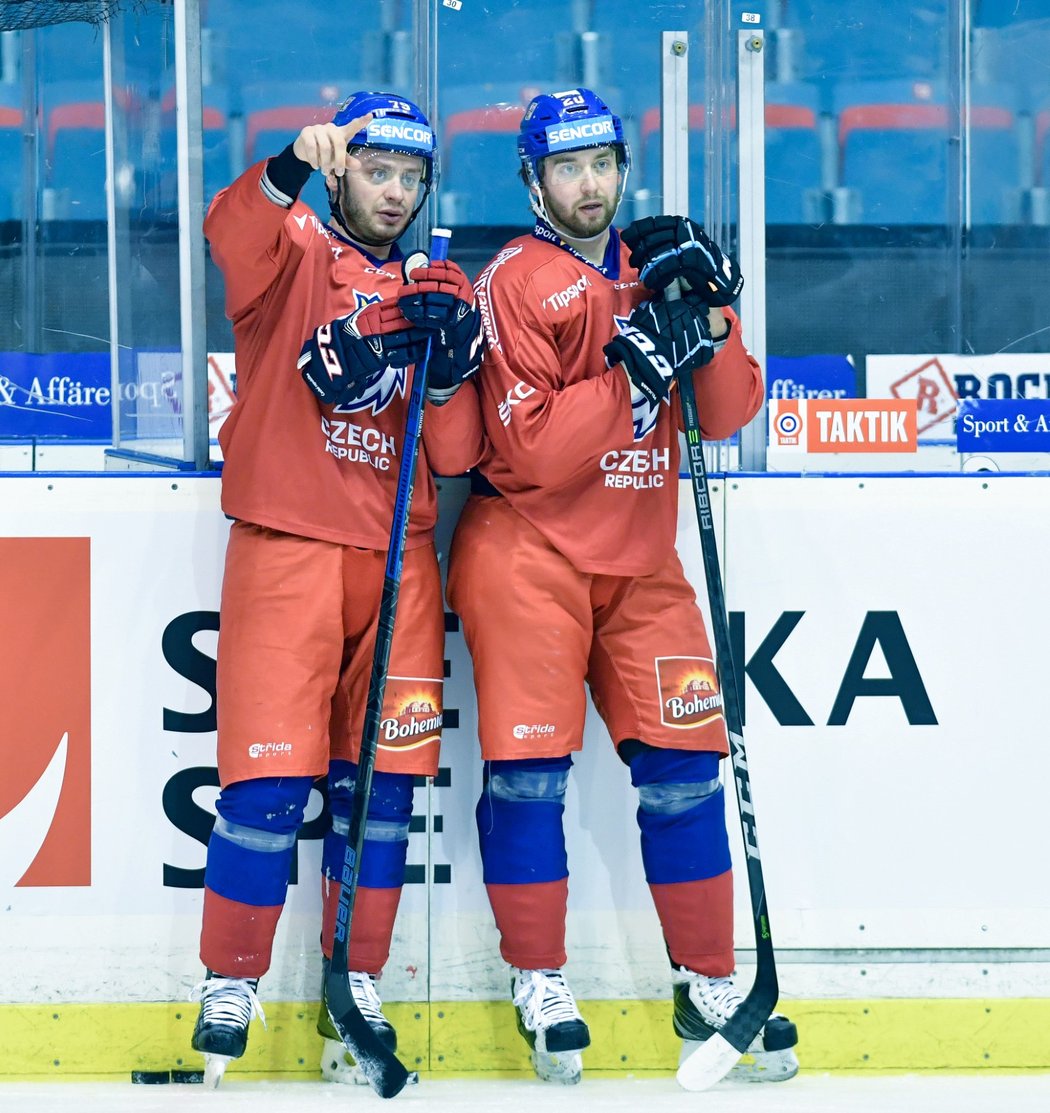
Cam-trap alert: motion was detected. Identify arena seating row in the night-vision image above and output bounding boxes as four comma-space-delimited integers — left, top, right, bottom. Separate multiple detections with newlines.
3, 0, 1050, 228
3, 75, 1048, 226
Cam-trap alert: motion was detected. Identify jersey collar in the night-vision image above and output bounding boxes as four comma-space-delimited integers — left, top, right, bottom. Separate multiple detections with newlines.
328, 225, 405, 269
532, 219, 621, 280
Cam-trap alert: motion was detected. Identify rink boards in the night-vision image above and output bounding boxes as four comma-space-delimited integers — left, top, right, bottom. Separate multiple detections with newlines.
0, 473, 1047, 1076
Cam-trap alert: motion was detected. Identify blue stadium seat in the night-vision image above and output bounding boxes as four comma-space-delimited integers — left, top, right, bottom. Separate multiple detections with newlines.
1037, 108, 1050, 189
439, 103, 533, 228
587, 0, 705, 105
974, 0, 1050, 25
157, 88, 235, 214
0, 107, 22, 221
834, 79, 1020, 224
439, 2, 563, 86
204, 2, 392, 89
779, 2, 949, 83
638, 84, 826, 224
46, 85, 108, 221
37, 20, 104, 83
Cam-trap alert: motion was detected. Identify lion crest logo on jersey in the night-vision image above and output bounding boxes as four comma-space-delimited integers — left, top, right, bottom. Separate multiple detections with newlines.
334, 290, 408, 417
612, 313, 660, 441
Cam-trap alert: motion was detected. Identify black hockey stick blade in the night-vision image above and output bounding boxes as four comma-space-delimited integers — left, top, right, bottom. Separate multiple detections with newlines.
323, 967, 410, 1098
675, 972, 779, 1091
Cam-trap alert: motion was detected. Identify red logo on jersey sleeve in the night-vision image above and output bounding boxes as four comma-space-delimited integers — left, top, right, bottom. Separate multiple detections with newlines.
0, 538, 91, 886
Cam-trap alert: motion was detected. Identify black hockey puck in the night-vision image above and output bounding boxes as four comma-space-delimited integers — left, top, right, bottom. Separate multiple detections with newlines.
130, 1070, 170, 1084
171, 1069, 205, 1084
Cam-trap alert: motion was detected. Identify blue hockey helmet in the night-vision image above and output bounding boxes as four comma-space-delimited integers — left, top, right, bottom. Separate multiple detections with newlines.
329, 90, 438, 232
517, 88, 631, 222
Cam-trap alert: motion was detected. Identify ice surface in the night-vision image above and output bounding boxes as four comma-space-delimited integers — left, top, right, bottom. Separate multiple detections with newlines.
2, 1073, 1050, 1113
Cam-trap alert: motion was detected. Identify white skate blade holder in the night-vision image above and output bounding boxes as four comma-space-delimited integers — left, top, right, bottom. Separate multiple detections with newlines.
532, 1048, 583, 1085
322, 1039, 419, 1087
676, 1033, 743, 1091
202, 1053, 232, 1089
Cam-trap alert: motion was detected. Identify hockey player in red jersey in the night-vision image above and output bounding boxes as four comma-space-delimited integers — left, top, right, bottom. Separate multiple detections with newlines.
445, 88, 799, 1085
190, 91, 485, 1087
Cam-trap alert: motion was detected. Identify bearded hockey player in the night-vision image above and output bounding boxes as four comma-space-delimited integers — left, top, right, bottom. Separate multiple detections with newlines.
445, 87, 799, 1086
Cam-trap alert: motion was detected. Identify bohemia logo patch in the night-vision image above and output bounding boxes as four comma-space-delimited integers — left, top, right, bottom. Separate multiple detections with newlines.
656, 656, 724, 730
379, 676, 443, 752
0, 537, 91, 887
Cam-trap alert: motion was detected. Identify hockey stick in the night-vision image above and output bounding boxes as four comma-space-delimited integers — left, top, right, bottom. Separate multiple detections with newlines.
670, 283, 780, 1091
323, 227, 452, 1100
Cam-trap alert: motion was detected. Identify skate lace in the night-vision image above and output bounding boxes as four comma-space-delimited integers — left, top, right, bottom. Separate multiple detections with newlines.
691, 974, 743, 1025
190, 977, 267, 1031
513, 969, 582, 1031
348, 971, 387, 1027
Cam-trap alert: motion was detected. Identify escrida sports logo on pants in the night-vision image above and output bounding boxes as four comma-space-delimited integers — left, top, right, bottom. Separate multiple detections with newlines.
0, 537, 91, 887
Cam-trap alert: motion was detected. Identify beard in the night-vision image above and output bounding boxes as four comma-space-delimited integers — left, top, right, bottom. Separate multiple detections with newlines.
333, 177, 410, 247
543, 190, 617, 240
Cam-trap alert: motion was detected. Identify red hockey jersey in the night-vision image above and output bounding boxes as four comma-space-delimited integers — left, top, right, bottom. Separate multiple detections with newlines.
205, 160, 484, 549
471, 227, 763, 576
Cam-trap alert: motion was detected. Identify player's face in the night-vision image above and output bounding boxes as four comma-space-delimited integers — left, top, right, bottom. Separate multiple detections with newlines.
539, 146, 619, 238
334, 148, 424, 246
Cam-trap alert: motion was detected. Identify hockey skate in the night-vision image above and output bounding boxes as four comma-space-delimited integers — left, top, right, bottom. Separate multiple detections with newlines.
672, 967, 799, 1084
317, 960, 415, 1085
190, 972, 266, 1088
512, 967, 591, 1084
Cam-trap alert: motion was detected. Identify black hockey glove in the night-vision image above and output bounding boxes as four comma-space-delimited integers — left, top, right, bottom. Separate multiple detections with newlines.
298, 301, 425, 407
604, 298, 714, 407
622, 215, 744, 306
397, 258, 484, 403
422, 310, 485, 404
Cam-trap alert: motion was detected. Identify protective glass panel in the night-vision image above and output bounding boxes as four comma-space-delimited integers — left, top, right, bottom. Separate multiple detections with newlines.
107, 4, 185, 461
761, 2, 1050, 474
201, 0, 419, 459
0, 21, 112, 470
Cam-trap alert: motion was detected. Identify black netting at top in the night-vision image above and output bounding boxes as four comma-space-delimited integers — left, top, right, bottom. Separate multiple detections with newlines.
0, 0, 145, 31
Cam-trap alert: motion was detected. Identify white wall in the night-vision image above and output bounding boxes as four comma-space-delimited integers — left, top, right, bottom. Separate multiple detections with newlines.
1, 474, 1047, 1006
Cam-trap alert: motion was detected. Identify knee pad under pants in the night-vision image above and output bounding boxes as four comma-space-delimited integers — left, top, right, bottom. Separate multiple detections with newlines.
204, 775, 314, 907
476, 755, 572, 884
621, 742, 731, 885
323, 760, 414, 889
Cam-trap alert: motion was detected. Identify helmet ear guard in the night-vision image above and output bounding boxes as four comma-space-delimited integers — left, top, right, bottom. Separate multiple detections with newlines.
516, 87, 631, 226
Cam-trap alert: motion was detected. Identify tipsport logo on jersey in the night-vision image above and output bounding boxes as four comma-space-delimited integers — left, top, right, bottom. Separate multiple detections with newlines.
0, 537, 91, 887
656, 657, 725, 730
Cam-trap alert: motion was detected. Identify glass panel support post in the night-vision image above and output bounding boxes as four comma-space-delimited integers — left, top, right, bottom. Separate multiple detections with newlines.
737, 15, 768, 472
174, 0, 209, 468
660, 29, 690, 218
